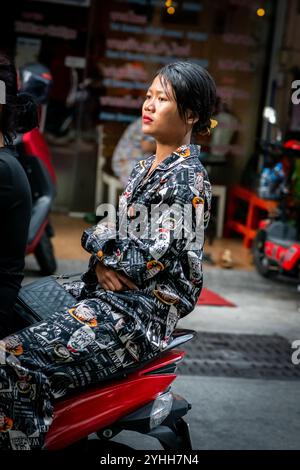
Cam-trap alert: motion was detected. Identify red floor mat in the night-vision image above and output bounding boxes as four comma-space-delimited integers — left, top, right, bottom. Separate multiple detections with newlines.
197, 288, 236, 307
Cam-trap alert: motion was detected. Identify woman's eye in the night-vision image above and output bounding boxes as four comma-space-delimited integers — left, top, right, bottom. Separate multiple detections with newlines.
145, 94, 151, 100
159, 97, 166, 102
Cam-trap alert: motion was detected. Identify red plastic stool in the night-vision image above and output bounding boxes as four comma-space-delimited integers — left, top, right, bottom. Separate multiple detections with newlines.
224, 185, 278, 248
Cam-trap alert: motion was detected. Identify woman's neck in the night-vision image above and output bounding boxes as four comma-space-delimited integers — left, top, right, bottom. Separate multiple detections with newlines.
155, 136, 191, 164
0, 133, 4, 148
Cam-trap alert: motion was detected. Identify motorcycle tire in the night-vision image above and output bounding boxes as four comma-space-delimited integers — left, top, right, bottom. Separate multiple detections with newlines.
34, 232, 57, 275
253, 230, 274, 278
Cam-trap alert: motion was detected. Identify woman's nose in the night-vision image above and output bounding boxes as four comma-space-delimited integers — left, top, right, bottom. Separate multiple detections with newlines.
144, 99, 155, 112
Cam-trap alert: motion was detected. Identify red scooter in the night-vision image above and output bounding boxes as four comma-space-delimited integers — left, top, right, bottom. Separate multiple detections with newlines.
16, 63, 57, 275
45, 329, 194, 451
253, 139, 300, 282
14, 274, 194, 451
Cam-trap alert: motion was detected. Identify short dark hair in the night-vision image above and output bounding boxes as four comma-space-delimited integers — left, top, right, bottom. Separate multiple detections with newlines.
153, 61, 217, 135
0, 53, 38, 144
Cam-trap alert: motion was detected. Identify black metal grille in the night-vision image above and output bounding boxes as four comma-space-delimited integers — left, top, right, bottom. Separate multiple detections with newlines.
177, 332, 300, 380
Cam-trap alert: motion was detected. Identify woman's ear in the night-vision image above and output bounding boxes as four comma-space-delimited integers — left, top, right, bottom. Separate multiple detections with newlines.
186, 110, 199, 127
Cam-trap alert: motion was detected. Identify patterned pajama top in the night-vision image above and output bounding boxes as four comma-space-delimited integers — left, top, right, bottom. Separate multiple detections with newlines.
81, 143, 211, 348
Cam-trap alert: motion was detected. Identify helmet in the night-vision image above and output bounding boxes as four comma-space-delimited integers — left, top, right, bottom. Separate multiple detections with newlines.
19, 63, 52, 104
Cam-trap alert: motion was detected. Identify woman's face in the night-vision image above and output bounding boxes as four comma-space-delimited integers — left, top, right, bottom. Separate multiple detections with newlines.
142, 75, 189, 143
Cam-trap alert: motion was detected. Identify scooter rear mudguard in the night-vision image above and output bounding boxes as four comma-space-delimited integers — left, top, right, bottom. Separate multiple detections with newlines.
45, 349, 184, 450
22, 128, 56, 184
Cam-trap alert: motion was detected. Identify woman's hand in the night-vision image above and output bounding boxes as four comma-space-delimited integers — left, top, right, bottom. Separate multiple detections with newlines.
95, 262, 139, 292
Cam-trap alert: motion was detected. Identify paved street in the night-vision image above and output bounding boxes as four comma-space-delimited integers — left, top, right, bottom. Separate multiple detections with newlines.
113, 376, 300, 450
23, 256, 300, 450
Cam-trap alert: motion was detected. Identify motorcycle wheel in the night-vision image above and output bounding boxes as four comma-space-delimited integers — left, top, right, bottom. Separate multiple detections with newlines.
253, 230, 274, 278
34, 232, 57, 275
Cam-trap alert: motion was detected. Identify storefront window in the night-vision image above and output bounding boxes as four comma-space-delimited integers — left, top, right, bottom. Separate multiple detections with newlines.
90, 0, 274, 207
5, 0, 275, 212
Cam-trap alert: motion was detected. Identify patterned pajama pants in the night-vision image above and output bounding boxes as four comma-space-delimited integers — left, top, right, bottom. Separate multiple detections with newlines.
0, 282, 163, 450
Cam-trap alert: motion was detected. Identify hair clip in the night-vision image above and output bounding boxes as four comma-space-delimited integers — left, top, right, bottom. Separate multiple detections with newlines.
210, 119, 218, 129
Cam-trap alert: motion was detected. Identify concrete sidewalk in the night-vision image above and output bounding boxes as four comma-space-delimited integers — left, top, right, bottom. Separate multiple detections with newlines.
179, 267, 300, 342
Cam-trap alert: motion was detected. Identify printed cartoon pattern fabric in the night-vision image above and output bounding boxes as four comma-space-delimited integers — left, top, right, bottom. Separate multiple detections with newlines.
0, 144, 211, 450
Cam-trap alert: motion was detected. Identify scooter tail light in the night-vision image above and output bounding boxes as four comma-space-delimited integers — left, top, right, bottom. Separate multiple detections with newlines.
259, 219, 270, 230
149, 391, 173, 430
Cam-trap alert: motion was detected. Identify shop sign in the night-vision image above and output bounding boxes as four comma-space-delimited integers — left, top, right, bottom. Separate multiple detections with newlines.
65, 56, 86, 69
31, 0, 90, 6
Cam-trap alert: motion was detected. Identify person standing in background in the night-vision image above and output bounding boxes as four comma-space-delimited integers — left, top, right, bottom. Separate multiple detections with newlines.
0, 53, 37, 338
112, 117, 156, 187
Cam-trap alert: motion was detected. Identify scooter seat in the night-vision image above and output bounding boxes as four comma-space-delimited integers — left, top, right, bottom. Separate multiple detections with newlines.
53, 328, 195, 401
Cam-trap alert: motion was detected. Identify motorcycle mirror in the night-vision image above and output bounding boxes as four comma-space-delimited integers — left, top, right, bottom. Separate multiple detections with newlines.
263, 107, 277, 125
